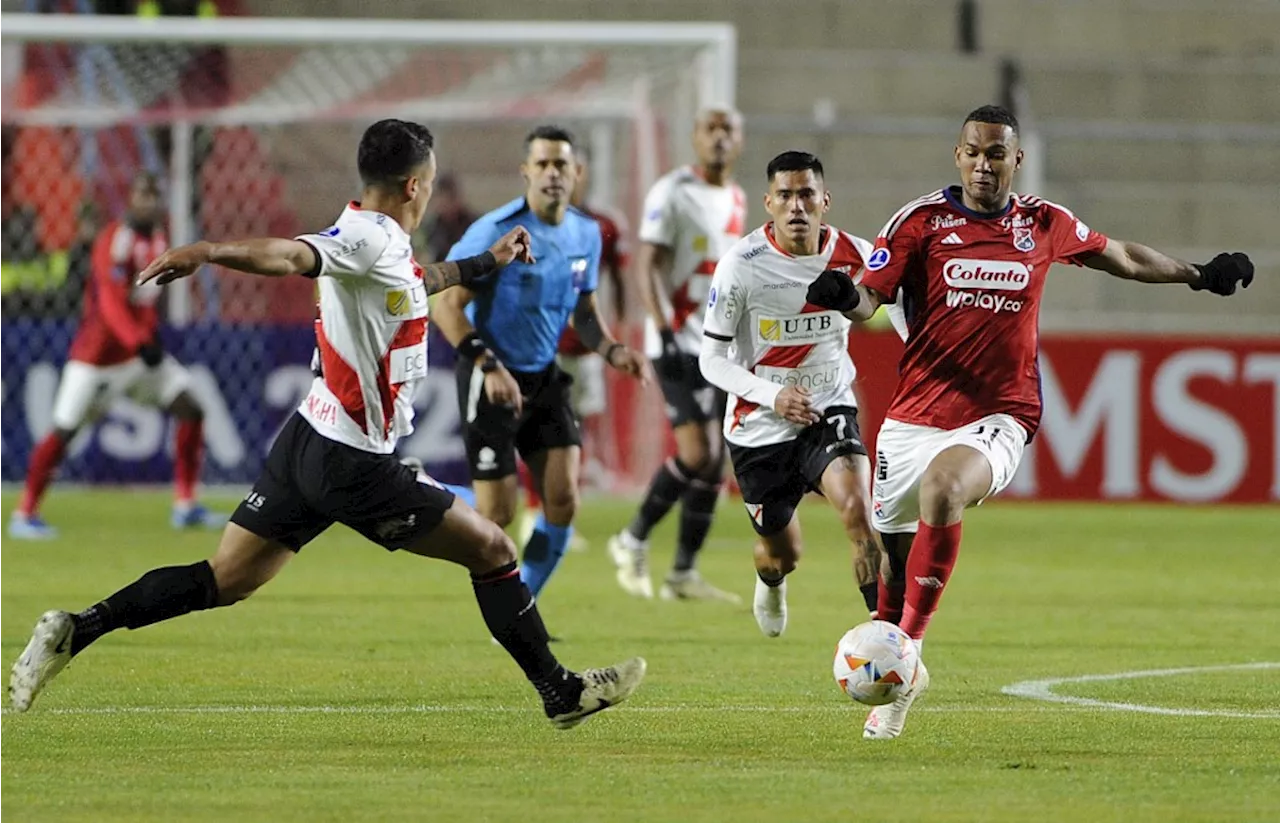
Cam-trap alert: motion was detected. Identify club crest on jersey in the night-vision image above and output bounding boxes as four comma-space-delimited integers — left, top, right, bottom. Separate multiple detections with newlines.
570, 256, 590, 289
1013, 227, 1036, 252
866, 247, 891, 271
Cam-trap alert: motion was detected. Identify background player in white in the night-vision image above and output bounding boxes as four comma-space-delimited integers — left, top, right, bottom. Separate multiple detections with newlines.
9, 120, 645, 728
608, 107, 746, 603
807, 104, 1255, 739
699, 151, 882, 637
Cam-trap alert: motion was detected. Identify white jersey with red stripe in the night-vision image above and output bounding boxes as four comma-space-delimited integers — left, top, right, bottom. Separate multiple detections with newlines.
295, 203, 429, 454
702, 223, 871, 448
638, 165, 747, 357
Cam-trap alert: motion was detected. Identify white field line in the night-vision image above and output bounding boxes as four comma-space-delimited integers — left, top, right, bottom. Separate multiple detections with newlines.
1001, 661, 1280, 719
3, 703, 1067, 718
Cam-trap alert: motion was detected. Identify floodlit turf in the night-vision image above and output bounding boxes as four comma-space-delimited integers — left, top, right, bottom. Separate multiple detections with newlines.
3, 490, 1278, 823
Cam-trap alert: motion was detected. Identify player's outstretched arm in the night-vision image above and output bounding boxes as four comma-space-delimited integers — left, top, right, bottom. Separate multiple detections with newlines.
1083, 239, 1254, 295
137, 238, 318, 285
423, 226, 535, 295
571, 292, 652, 384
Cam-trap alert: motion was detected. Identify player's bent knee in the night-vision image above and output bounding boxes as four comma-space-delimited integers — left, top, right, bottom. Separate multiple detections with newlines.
478, 524, 517, 570
541, 489, 579, 525
918, 469, 968, 520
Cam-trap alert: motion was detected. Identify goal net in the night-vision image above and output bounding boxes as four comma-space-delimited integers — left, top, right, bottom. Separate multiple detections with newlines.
1, 13, 735, 490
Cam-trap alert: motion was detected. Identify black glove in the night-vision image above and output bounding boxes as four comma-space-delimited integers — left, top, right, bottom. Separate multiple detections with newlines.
1192, 252, 1254, 296
805, 269, 860, 312
656, 328, 685, 381
138, 338, 164, 368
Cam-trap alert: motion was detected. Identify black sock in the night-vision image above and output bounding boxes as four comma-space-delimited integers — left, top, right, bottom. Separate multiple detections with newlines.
673, 479, 721, 573
859, 582, 878, 614
472, 563, 560, 677
626, 458, 693, 541
70, 561, 218, 656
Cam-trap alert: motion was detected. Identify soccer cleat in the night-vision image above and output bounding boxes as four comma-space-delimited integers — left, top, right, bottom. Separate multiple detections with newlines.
660, 570, 742, 604
607, 531, 653, 599
752, 576, 788, 637
8, 512, 59, 540
548, 657, 647, 730
863, 657, 930, 740
171, 503, 228, 530
9, 610, 75, 712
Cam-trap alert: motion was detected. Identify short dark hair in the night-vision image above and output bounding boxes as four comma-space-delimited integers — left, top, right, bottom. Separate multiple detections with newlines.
963, 105, 1019, 136
357, 119, 435, 188
766, 150, 824, 182
525, 124, 575, 151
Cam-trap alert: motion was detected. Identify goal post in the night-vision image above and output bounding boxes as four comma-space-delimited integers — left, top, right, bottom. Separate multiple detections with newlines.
1, 13, 736, 490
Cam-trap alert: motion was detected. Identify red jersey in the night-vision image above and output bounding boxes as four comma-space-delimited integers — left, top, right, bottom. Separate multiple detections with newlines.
559, 204, 632, 356
67, 221, 167, 366
860, 186, 1108, 436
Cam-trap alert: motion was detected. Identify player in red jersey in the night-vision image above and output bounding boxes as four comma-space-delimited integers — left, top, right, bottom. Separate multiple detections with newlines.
804, 105, 1254, 739
517, 145, 631, 550
10, 173, 226, 540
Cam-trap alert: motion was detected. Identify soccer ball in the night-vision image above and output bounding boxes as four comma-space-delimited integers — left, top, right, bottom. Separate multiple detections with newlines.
832, 620, 920, 706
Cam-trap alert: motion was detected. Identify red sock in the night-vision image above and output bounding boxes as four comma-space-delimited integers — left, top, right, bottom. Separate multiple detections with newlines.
899, 521, 963, 640
174, 418, 204, 504
20, 433, 68, 516
876, 576, 906, 626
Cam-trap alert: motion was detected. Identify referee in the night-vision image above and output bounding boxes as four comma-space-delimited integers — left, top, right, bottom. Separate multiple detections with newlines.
436, 125, 650, 600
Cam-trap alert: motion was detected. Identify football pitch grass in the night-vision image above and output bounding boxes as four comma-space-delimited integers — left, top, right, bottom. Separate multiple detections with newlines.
2, 490, 1277, 822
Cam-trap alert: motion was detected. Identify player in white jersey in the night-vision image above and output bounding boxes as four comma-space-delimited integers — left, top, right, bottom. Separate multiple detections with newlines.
699, 151, 882, 638
608, 107, 747, 603
8, 120, 645, 728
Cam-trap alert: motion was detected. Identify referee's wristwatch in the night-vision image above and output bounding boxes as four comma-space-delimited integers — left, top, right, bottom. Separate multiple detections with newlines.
479, 354, 502, 374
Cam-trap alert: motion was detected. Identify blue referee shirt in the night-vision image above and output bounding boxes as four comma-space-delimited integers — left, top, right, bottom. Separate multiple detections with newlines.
447, 197, 602, 372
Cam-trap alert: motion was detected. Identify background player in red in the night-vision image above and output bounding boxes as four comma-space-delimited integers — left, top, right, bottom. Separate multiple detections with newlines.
9, 173, 225, 540
517, 144, 631, 551
806, 104, 1254, 739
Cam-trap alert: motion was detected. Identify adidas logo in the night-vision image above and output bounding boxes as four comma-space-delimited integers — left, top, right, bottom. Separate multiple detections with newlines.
914, 575, 945, 589
940, 232, 964, 245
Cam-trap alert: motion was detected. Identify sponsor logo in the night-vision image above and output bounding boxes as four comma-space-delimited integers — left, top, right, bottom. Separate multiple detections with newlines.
477, 446, 498, 472
244, 491, 267, 511
914, 575, 945, 589
942, 258, 1030, 291
945, 290, 1025, 313
866, 247, 891, 271
384, 283, 427, 320
692, 235, 709, 253
708, 286, 718, 308
760, 281, 805, 290
373, 512, 418, 542
873, 499, 886, 520
389, 341, 428, 383
305, 394, 340, 427
930, 214, 967, 230
745, 502, 764, 525
756, 361, 843, 392
741, 244, 768, 260
940, 232, 964, 245
757, 312, 839, 344
722, 283, 743, 320
646, 208, 663, 221
1013, 227, 1036, 252
1000, 213, 1035, 230
330, 238, 368, 259
1075, 220, 1090, 242
319, 225, 340, 237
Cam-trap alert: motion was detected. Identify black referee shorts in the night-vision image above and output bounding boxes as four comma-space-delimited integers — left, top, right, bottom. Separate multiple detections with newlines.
455, 359, 582, 481
231, 413, 455, 551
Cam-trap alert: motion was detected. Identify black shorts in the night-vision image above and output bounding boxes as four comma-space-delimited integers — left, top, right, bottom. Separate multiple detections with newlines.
657, 353, 727, 427
728, 406, 866, 536
456, 359, 582, 481
230, 413, 454, 551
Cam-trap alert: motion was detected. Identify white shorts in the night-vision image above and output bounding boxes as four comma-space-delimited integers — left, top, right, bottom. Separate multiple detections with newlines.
872, 413, 1028, 534
557, 352, 607, 418
51, 356, 193, 431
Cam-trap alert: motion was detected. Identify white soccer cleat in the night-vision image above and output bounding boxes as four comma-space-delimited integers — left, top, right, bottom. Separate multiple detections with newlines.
660, 570, 741, 604
607, 531, 653, 599
9, 610, 75, 712
752, 576, 788, 637
863, 657, 930, 739
549, 656, 647, 730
